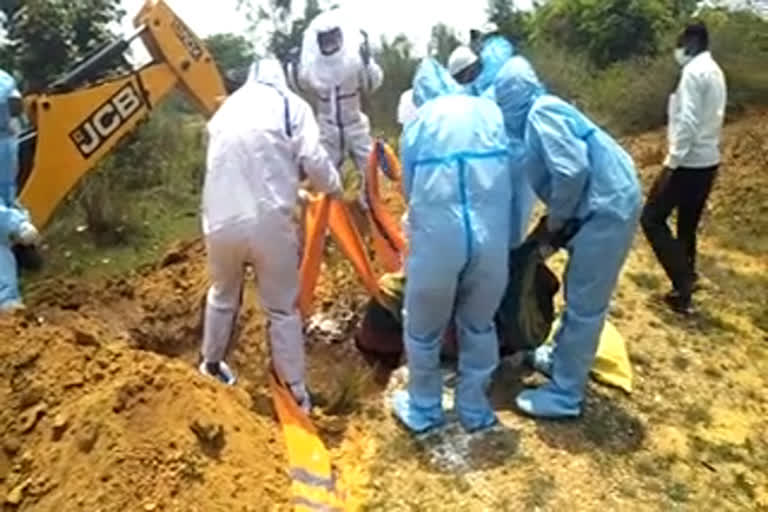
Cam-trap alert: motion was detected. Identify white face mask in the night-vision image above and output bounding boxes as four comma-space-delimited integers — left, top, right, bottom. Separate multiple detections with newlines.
674, 47, 693, 67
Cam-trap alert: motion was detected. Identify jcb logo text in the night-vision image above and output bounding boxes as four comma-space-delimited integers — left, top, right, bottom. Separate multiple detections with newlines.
70, 83, 143, 158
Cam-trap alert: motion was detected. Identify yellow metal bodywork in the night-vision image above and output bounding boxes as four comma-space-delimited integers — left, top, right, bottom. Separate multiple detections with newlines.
18, 0, 226, 229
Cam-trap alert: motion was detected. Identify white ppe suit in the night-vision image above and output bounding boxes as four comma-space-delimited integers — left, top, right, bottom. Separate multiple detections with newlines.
201, 59, 341, 403
290, 10, 383, 205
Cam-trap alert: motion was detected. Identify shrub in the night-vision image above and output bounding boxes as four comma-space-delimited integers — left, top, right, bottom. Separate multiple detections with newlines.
57, 99, 205, 245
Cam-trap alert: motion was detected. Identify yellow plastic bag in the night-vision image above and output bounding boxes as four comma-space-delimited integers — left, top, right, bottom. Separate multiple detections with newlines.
547, 318, 633, 393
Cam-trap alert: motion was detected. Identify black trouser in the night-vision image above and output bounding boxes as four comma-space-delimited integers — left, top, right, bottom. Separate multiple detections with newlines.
641, 165, 718, 297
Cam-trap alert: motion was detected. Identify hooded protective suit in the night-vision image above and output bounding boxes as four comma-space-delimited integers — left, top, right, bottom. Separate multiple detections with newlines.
447, 41, 531, 247
494, 57, 641, 418
468, 35, 515, 97
392, 59, 511, 433
294, 10, 383, 206
201, 58, 341, 408
0, 69, 33, 311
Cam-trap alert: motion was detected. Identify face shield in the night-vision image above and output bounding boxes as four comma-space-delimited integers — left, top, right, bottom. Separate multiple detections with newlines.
317, 27, 343, 56
454, 60, 483, 85
448, 46, 482, 85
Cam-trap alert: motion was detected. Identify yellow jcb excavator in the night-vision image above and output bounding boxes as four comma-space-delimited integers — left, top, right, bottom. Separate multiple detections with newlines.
16, 0, 227, 230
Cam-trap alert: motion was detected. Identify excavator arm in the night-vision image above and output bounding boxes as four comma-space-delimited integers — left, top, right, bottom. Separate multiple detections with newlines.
17, 0, 226, 229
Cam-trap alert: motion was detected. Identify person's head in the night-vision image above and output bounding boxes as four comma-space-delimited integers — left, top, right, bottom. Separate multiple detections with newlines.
248, 57, 288, 89
675, 22, 709, 66
412, 58, 462, 107
470, 22, 499, 53
317, 26, 343, 56
224, 67, 250, 93
448, 46, 482, 85
493, 56, 544, 139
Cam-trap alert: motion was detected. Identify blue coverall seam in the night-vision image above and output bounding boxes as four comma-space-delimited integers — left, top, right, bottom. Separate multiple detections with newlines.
457, 158, 473, 263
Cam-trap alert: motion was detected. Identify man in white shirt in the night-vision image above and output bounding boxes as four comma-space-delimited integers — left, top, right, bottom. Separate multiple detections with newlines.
641, 22, 726, 315
199, 58, 342, 412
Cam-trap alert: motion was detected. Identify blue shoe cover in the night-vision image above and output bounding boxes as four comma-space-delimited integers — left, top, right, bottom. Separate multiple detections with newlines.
457, 405, 498, 433
391, 390, 445, 433
515, 384, 582, 419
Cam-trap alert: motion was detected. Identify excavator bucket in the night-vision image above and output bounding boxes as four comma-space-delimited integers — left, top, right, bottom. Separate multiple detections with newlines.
134, 0, 227, 118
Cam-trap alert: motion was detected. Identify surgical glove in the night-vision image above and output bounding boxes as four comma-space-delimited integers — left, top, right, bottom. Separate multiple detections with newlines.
15, 221, 39, 246
550, 219, 581, 249
297, 189, 312, 204
534, 215, 580, 250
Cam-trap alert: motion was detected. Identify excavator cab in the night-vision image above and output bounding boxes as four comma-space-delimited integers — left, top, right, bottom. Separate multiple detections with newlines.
16, 0, 227, 230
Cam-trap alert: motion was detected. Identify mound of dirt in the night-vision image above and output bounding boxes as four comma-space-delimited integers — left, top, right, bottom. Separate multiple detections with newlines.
0, 241, 295, 511
1, 229, 378, 511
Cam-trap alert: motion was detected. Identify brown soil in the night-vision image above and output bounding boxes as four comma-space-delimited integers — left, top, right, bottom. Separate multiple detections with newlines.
2, 111, 767, 511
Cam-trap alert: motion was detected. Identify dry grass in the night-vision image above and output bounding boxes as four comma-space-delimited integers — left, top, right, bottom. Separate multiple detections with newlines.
320, 111, 768, 511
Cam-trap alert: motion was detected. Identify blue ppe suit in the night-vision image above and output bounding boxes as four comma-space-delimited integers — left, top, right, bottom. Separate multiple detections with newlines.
506, 137, 536, 249
392, 59, 512, 433
494, 57, 641, 418
0, 70, 27, 309
469, 35, 514, 97
464, 37, 533, 249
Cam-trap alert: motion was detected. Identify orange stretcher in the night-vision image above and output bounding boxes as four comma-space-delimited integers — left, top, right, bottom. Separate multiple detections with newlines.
298, 139, 406, 317
270, 140, 406, 511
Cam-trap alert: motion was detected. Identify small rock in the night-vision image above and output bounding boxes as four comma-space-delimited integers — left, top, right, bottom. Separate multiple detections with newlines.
2, 437, 21, 456
18, 387, 44, 409
161, 248, 187, 267
76, 422, 100, 453
73, 329, 99, 347
63, 373, 85, 389
18, 403, 47, 434
144, 503, 157, 511
6, 478, 30, 506
52, 414, 69, 441
190, 420, 226, 457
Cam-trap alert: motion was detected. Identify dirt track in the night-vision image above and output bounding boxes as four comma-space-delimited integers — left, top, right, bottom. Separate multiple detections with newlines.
1, 111, 767, 511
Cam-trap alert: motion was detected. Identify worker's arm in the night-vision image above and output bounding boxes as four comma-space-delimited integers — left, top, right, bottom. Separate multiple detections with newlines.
665, 69, 703, 169
358, 35, 383, 94
292, 98, 342, 196
361, 59, 383, 93
528, 107, 590, 232
284, 47, 309, 95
